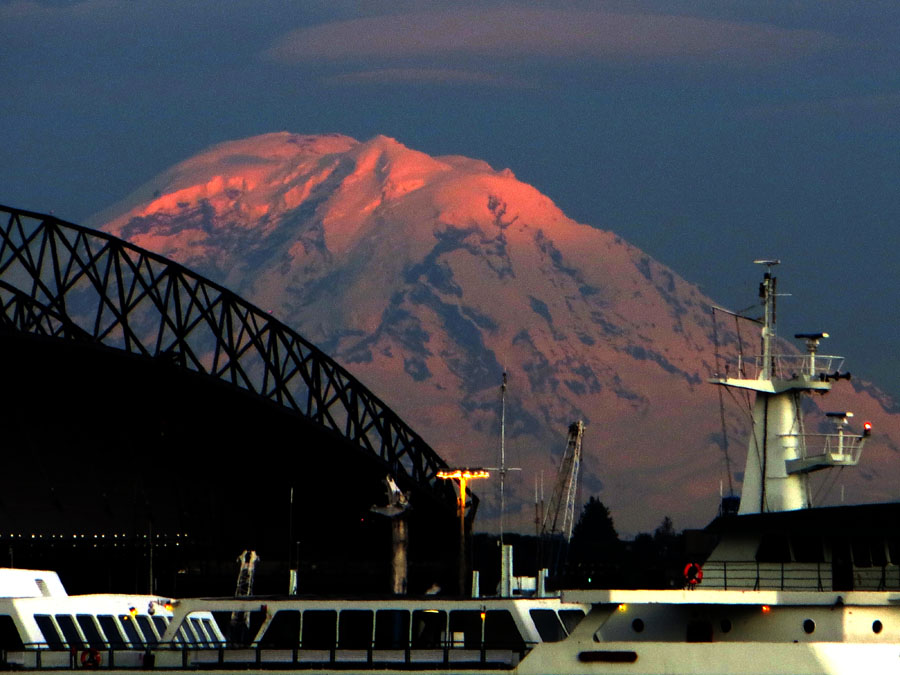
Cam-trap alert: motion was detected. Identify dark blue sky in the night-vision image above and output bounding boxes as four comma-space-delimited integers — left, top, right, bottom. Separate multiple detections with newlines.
4, 0, 900, 392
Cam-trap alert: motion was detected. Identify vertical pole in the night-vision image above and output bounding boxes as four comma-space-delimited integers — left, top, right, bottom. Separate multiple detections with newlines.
499, 372, 507, 547
392, 517, 408, 595
458, 475, 468, 597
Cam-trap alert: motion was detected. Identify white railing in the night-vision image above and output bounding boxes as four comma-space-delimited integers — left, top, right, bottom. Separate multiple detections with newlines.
800, 433, 865, 466
729, 354, 845, 381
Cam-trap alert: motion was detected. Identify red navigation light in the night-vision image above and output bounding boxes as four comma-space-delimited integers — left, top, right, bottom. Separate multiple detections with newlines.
863, 422, 873, 437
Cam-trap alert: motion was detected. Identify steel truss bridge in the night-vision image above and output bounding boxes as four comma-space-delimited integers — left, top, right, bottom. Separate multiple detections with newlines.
0, 204, 458, 512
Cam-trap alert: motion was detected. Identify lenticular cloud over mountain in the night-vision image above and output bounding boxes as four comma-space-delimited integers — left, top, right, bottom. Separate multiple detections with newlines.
97, 132, 900, 533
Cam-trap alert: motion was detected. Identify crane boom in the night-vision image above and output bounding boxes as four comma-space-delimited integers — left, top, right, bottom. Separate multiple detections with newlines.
541, 421, 584, 542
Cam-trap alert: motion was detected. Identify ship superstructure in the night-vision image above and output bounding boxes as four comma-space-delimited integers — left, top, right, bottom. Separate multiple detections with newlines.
710, 260, 869, 515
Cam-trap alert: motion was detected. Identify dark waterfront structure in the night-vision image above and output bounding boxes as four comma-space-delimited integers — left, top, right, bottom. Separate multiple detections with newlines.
0, 204, 464, 597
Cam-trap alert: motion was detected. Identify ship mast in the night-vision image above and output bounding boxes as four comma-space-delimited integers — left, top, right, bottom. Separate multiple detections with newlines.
710, 261, 870, 514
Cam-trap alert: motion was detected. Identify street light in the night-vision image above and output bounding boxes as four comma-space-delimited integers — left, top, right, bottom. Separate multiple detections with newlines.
437, 469, 490, 595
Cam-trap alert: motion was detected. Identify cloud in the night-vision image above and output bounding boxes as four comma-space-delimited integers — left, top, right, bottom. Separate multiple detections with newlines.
324, 68, 514, 86
265, 7, 841, 67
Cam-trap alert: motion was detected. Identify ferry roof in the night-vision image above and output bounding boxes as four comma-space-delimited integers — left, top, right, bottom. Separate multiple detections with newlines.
0, 569, 67, 598
562, 589, 900, 606
704, 501, 900, 536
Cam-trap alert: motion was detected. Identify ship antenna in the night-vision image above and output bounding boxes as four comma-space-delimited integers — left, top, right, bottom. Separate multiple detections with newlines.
753, 259, 780, 379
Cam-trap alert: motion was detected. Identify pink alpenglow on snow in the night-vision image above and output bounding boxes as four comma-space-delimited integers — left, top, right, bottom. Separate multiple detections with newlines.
97, 133, 900, 534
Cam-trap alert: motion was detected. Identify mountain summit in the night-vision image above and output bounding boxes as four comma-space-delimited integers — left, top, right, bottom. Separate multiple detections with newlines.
98, 133, 900, 533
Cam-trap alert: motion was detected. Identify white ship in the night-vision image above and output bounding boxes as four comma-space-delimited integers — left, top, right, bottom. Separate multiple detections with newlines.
1, 262, 898, 674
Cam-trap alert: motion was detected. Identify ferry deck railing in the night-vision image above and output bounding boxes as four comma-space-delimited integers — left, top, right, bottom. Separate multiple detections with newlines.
1, 640, 536, 670
701, 562, 900, 591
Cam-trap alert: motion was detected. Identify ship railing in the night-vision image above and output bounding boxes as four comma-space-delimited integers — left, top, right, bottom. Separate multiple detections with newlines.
2, 640, 536, 670
700, 561, 832, 591
701, 561, 900, 591
728, 354, 845, 381
794, 433, 865, 466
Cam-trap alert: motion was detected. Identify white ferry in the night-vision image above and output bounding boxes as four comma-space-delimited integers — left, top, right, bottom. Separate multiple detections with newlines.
1, 263, 898, 674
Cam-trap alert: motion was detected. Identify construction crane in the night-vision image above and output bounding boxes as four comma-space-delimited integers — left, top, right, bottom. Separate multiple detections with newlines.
541, 420, 585, 542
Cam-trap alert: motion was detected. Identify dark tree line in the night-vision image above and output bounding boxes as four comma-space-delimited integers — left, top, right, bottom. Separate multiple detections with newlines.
558, 498, 686, 589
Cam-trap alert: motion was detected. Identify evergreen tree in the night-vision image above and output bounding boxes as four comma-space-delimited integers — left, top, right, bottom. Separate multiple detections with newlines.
568, 496, 621, 564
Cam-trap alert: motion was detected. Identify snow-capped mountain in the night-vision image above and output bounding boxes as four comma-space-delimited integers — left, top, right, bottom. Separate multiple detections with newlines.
96, 132, 900, 534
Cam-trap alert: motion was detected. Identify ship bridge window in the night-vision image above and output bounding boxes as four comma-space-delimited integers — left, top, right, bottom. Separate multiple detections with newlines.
55, 614, 84, 649
411, 610, 446, 648
0, 615, 24, 650
484, 610, 525, 650
851, 538, 872, 568
530, 609, 566, 642
260, 610, 299, 649
756, 534, 791, 563
559, 609, 586, 634
791, 535, 824, 563
97, 615, 126, 649
870, 541, 887, 567
34, 615, 64, 650
301, 610, 336, 649
375, 610, 409, 649
449, 610, 482, 649
118, 614, 144, 648
338, 610, 373, 649
887, 538, 900, 565
851, 537, 887, 568
76, 615, 105, 650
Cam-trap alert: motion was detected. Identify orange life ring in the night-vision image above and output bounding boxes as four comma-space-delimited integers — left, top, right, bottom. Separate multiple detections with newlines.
683, 562, 703, 585
80, 649, 101, 668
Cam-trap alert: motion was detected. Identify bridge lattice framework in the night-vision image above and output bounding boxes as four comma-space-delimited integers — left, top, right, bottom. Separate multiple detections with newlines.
0, 204, 457, 510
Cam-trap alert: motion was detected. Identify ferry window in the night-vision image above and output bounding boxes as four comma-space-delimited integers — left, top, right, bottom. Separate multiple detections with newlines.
870, 540, 887, 568
449, 610, 482, 649
375, 610, 409, 649
338, 610, 373, 649
190, 618, 209, 646
559, 609, 586, 634
851, 538, 872, 568
34, 615, 64, 650
97, 615, 126, 649
530, 609, 566, 642
202, 619, 222, 645
76, 615, 105, 649
178, 624, 197, 645
887, 538, 900, 565
118, 615, 144, 647
260, 610, 300, 649
791, 535, 824, 563
55, 614, 84, 649
301, 610, 336, 649
484, 610, 525, 649
137, 616, 159, 646
756, 534, 790, 563
0, 615, 24, 650
411, 610, 446, 648
152, 617, 169, 644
